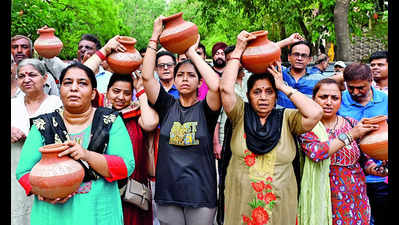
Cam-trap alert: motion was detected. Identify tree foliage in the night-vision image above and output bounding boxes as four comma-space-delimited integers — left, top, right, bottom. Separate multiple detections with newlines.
11, 0, 387, 61
116, 0, 167, 51
11, 0, 129, 60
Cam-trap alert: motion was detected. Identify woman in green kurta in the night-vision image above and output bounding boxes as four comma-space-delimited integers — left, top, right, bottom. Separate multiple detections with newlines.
16, 62, 135, 225
219, 30, 323, 225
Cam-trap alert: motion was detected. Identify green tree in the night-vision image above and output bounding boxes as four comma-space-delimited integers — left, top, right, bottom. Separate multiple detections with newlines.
11, 0, 129, 60
116, 0, 167, 51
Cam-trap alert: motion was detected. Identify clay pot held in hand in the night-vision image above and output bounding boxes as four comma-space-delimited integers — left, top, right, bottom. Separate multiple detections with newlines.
34, 26, 63, 58
107, 36, 142, 74
241, 30, 281, 74
29, 143, 85, 199
159, 12, 199, 54
359, 115, 388, 160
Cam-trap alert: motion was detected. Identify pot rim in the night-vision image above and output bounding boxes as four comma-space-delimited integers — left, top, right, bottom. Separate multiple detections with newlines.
250, 30, 268, 37
118, 36, 137, 45
39, 143, 69, 153
37, 26, 55, 34
162, 12, 183, 23
363, 115, 387, 124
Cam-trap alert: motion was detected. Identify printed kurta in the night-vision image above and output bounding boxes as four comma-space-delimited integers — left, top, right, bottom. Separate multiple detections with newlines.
299, 117, 370, 225
224, 96, 305, 225
15, 115, 135, 225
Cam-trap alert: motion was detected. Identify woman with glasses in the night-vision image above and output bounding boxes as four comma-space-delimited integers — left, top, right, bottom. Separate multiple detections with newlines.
140, 16, 222, 225
11, 58, 63, 225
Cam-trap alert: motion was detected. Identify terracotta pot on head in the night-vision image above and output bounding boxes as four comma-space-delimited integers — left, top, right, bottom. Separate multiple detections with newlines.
34, 26, 63, 59
29, 143, 85, 199
159, 12, 199, 55
359, 115, 388, 160
107, 36, 143, 75
241, 30, 281, 74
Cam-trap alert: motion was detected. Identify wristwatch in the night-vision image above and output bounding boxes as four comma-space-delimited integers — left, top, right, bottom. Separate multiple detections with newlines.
338, 133, 351, 146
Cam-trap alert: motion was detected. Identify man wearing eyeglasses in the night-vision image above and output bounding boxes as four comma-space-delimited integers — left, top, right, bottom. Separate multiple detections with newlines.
155, 51, 179, 99
276, 40, 324, 109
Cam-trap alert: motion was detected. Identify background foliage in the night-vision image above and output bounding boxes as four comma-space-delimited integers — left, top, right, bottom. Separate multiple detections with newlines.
11, 0, 388, 60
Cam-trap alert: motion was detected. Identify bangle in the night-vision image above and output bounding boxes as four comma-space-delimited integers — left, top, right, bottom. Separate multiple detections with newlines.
347, 132, 353, 143
95, 50, 106, 61
287, 88, 296, 98
230, 57, 241, 62
136, 89, 146, 98
149, 39, 158, 44
147, 45, 157, 52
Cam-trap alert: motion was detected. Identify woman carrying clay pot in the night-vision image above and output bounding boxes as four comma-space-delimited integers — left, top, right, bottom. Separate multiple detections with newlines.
297, 78, 379, 225
11, 58, 63, 225
219, 30, 323, 225
85, 35, 160, 225
140, 16, 222, 225
15, 62, 135, 225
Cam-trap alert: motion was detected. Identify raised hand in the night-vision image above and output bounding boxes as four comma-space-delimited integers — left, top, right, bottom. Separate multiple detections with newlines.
132, 71, 144, 92
152, 15, 166, 40
233, 30, 256, 58
267, 61, 284, 90
186, 34, 200, 55
103, 35, 126, 56
288, 33, 305, 44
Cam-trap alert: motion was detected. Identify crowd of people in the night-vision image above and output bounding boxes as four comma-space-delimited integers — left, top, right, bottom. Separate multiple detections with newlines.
11, 13, 389, 225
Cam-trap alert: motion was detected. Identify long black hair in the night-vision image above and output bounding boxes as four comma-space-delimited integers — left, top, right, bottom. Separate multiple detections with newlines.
107, 73, 134, 91
59, 62, 97, 89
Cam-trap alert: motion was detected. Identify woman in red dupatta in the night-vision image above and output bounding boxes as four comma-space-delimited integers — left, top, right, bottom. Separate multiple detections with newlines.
84, 36, 159, 225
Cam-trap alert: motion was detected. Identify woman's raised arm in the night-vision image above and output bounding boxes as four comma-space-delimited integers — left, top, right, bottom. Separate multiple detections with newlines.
220, 30, 256, 114
142, 16, 165, 105
185, 35, 221, 111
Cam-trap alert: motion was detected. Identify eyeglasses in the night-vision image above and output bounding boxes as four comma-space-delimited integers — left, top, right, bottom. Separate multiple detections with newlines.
291, 52, 310, 58
157, 63, 174, 69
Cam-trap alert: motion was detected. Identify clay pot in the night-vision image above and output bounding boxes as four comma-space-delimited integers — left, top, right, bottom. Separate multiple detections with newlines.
107, 36, 142, 74
34, 26, 63, 58
241, 30, 281, 74
29, 143, 85, 199
159, 12, 199, 54
359, 115, 388, 160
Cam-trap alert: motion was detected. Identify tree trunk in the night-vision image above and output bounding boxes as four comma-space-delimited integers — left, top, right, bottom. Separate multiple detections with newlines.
334, 0, 351, 61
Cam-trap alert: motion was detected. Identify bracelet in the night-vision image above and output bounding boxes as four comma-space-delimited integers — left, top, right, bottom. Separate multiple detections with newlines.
136, 89, 146, 98
149, 39, 158, 44
346, 132, 353, 143
287, 88, 296, 98
230, 57, 241, 62
147, 45, 157, 52
95, 50, 106, 61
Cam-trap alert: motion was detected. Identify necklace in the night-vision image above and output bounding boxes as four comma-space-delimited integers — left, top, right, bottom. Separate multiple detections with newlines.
327, 116, 339, 137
